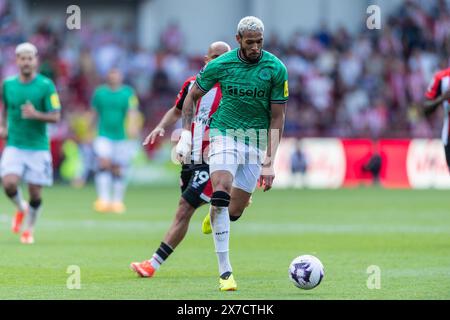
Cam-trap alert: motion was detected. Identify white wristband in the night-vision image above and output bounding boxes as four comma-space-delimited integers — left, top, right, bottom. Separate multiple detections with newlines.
175, 129, 192, 161
179, 129, 192, 145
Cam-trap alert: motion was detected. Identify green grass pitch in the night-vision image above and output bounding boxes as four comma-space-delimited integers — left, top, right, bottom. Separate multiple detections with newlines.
0, 184, 449, 299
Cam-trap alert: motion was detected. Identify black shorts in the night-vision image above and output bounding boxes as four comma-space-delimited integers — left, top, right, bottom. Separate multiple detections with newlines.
179, 163, 212, 209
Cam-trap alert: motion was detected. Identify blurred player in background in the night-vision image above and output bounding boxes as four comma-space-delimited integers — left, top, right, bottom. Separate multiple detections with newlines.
91, 68, 142, 214
424, 67, 450, 170
69, 110, 96, 188
0, 42, 62, 244
130, 41, 231, 279
176, 16, 289, 291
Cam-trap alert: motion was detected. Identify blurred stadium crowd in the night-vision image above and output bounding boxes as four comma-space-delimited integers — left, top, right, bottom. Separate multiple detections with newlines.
1, 0, 450, 147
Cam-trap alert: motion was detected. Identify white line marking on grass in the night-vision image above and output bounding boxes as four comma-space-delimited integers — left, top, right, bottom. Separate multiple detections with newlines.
1, 215, 448, 234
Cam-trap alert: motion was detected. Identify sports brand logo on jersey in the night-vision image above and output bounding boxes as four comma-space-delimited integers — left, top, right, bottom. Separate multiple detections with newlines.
258, 68, 271, 81
226, 85, 267, 98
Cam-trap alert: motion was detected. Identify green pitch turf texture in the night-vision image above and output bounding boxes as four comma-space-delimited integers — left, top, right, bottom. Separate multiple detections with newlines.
0, 185, 449, 300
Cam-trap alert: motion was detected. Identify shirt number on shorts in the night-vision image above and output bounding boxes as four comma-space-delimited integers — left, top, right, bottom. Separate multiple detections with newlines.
193, 170, 209, 185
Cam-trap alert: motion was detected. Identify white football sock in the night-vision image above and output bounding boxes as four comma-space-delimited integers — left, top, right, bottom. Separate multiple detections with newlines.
10, 189, 26, 212
149, 254, 163, 270
149, 242, 174, 270
112, 176, 126, 203
211, 206, 232, 276
95, 170, 112, 202
26, 204, 42, 232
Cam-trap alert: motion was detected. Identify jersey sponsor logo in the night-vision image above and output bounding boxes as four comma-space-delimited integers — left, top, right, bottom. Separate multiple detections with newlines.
258, 68, 271, 81
284, 80, 289, 98
50, 93, 61, 110
226, 85, 267, 98
194, 117, 210, 126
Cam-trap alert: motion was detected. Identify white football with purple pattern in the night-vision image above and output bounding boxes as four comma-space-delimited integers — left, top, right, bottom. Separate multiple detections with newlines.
289, 255, 324, 290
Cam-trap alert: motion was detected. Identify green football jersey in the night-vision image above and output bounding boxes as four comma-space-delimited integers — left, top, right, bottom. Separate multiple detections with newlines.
2, 74, 61, 150
196, 48, 288, 148
91, 85, 138, 140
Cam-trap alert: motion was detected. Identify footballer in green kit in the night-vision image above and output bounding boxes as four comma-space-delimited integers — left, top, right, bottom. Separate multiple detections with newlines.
0, 42, 62, 244
176, 16, 288, 291
91, 68, 142, 214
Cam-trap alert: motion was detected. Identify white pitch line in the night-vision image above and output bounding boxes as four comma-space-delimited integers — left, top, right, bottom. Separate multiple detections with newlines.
0, 214, 449, 234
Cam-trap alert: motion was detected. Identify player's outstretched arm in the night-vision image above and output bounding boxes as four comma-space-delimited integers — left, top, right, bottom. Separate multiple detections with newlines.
423, 90, 450, 117
143, 106, 181, 145
260, 102, 287, 192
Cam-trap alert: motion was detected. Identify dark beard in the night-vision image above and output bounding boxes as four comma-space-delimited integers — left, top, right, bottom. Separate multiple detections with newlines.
240, 48, 261, 63
21, 69, 33, 77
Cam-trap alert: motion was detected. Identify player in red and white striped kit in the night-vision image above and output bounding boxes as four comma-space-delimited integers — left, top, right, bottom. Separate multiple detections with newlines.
130, 41, 231, 278
424, 67, 450, 169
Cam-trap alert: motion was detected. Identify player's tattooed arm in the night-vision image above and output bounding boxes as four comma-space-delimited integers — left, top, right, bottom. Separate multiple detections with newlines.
181, 84, 205, 131
423, 90, 450, 116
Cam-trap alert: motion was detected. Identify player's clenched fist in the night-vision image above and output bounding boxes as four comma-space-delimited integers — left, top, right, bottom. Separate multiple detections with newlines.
175, 129, 192, 164
21, 101, 38, 119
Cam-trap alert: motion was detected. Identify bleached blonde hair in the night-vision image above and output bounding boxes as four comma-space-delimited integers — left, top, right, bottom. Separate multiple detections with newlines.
237, 16, 264, 36
15, 42, 38, 56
